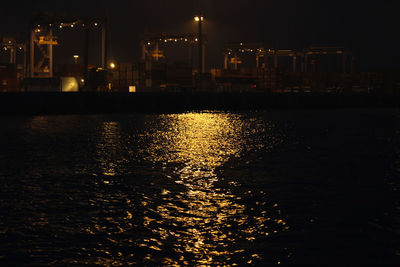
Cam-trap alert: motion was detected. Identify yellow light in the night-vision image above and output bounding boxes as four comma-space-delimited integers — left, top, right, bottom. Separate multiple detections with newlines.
109, 62, 116, 69
194, 16, 204, 22
129, 86, 136, 93
73, 55, 79, 64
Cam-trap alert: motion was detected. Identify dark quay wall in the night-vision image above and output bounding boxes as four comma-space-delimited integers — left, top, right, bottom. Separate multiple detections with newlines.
0, 92, 399, 115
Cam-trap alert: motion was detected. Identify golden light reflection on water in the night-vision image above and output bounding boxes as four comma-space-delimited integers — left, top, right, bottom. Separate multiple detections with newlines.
97, 121, 122, 178
19, 113, 289, 265
142, 112, 288, 265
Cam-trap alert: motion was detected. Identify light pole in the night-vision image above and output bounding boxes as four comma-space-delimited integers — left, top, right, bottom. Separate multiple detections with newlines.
194, 15, 204, 74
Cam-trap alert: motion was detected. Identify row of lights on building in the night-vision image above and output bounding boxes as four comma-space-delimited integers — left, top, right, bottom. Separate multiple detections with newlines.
226, 48, 267, 54
226, 48, 278, 55
146, 37, 198, 46
144, 16, 203, 46
34, 21, 101, 32
2, 45, 24, 51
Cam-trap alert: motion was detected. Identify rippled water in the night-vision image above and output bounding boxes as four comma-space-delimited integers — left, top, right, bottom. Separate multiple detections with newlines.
0, 110, 399, 265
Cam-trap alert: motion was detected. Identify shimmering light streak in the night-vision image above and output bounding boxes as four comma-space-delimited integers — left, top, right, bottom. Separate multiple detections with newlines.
140, 112, 287, 265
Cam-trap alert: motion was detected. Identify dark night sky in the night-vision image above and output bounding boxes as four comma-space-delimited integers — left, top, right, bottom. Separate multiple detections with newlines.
0, 0, 398, 70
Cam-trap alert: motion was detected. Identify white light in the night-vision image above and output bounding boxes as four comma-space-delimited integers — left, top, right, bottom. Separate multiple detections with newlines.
147, 42, 151, 45
94, 22, 98, 26
194, 16, 204, 22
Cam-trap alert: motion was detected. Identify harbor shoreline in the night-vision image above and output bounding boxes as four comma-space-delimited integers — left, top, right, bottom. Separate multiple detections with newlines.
0, 92, 399, 115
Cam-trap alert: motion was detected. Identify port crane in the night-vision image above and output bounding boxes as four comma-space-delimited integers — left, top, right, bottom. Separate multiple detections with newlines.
141, 32, 204, 88
224, 43, 354, 73
29, 14, 108, 80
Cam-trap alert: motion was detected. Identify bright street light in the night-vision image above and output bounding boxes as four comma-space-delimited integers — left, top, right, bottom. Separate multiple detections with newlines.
194, 15, 205, 74
73, 55, 79, 64
194, 16, 204, 22
109, 62, 116, 69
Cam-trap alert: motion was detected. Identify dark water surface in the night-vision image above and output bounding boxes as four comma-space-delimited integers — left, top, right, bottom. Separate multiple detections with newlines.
0, 110, 399, 266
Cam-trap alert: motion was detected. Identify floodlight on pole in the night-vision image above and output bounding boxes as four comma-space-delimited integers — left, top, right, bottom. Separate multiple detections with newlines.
109, 61, 116, 69
194, 15, 205, 74
73, 55, 79, 64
